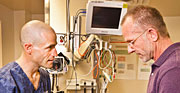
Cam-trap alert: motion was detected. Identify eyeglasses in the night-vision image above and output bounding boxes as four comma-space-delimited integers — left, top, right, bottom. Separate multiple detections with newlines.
128, 30, 147, 47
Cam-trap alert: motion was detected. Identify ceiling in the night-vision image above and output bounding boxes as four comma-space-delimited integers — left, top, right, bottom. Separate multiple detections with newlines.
0, 0, 180, 16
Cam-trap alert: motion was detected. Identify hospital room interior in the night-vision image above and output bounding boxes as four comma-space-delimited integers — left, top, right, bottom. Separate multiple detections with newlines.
0, 0, 180, 93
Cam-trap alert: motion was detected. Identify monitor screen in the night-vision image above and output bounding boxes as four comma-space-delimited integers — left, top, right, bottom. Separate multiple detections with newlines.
86, 1, 127, 35
92, 7, 122, 29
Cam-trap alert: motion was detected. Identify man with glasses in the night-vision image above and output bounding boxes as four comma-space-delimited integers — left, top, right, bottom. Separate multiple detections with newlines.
121, 5, 180, 93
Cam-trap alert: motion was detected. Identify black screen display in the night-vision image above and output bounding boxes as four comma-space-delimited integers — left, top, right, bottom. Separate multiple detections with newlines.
91, 6, 122, 29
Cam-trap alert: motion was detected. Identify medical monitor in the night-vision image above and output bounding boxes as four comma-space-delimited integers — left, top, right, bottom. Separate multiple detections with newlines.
86, 1, 127, 35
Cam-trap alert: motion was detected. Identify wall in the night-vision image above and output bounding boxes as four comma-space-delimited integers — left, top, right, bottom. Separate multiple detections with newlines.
164, 16, 180, 42
49, 1, 180, 93
49, 0, 90, 92
1, 0, 179, 93
50, 0, 88, 33
49, 0, 149, 93
0, 3, 39, 66
14, 11, 26, 59
0, 4, 15, 65
50, 0, 66, 33
106, 17, 180, 93
32, 14, 44, 21
0, 21, 2, 68
13, 13, 44, 60
108, 80, 148, 93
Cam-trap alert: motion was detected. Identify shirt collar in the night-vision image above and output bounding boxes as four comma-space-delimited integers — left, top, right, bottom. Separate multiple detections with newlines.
153, 42, 180, 67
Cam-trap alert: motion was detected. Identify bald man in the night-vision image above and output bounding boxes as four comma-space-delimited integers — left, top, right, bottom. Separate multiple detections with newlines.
0, 20, 57, 93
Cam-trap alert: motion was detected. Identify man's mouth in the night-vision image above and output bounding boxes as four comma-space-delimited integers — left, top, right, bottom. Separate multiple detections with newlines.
48, 60, 54, 63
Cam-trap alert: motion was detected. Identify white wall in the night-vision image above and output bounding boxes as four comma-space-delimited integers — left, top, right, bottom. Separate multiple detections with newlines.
50, 0, 66, 33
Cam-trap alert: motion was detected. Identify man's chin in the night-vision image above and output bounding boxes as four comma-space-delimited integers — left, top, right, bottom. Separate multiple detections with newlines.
48, 64, 53, 68
139, 57, 151, 62
45, 63, 53, 69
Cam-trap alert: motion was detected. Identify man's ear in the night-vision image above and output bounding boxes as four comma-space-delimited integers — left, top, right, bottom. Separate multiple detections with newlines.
24, 43, 33, 55
147, 28, 159, 42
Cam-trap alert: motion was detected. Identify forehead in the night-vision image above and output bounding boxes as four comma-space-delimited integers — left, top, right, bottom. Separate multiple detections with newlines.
44, 31, 57, 42
39, 31, 57, 47
121, 16, 142, 41
121, 17, 135, 41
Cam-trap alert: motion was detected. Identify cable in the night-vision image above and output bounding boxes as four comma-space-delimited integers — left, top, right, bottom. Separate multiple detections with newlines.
71, 26, 78, 93
73, 9, 86, 35
56, 74, 59, 91
77, 53, 94, 77
51, 74, 55, 92
59, 69, 74, 91
56, 33, 89, 36
92, 50, 99, 79
98, 48, 116, 83
71, 9, 86, 92
84, 82, 86, 93
91, 82, 94, 93
75, 9, 86, 21
66, 0, 71, 52
98, 49, 112, 70
77, 41, 89, 57
71, 8, 87, 93
72, 8, 84, 93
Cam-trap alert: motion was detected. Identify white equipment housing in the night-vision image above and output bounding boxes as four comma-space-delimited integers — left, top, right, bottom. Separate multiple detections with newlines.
86, 1, 127, 35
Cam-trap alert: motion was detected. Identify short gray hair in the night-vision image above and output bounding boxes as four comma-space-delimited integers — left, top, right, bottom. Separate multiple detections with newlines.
121, 5, 170, 38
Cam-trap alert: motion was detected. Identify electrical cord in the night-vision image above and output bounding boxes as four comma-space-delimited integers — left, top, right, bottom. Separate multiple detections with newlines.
92, 50, 100, 79
71, 26, 78, 93
77, 41, 89, 57
72, 8, 86, 93
74, 43, 98, 77
71, 8, 90, 93
98, 49, 112, 70
77, 53, 94, 77
51, 74, 54, 92
66, 0, 71, 52
56, 74, 59, 91
59, 69, 74, 91
75, 9, 86, 21
98, 48, 116, 82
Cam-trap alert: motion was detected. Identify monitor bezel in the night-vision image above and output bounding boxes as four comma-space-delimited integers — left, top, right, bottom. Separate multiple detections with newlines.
86, 1, 127, 35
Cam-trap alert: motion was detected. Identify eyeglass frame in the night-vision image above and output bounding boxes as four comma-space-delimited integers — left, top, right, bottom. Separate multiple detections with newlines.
128, 29, 148, 47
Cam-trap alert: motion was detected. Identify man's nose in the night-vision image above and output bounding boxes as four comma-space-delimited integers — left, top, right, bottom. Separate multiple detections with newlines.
128, 45, 135, 54
52, 48, 58, 57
